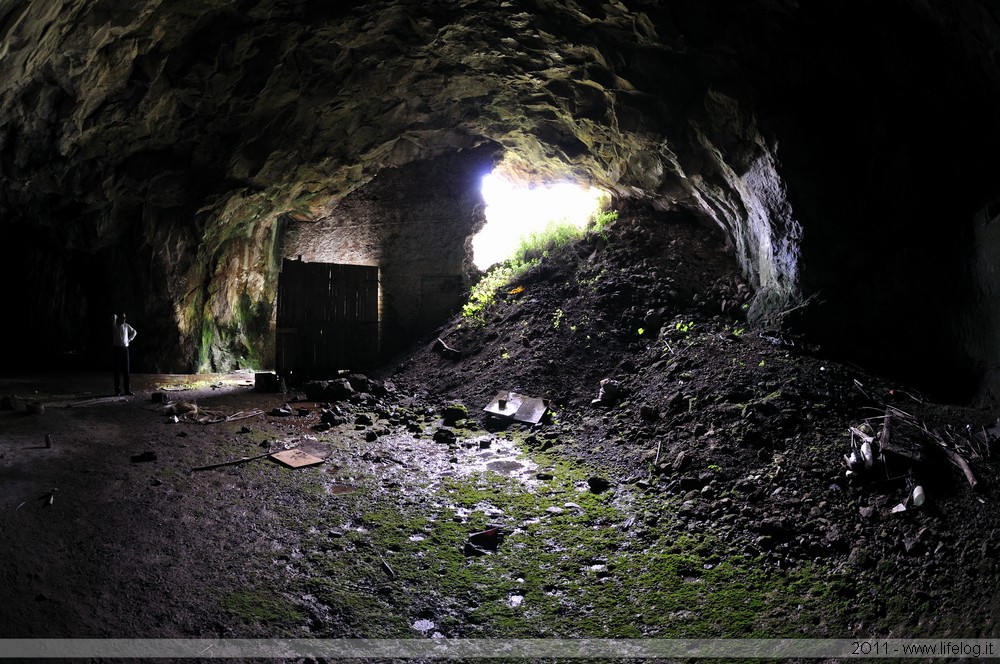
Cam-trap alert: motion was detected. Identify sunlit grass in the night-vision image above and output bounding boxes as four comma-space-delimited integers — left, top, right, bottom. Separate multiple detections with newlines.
472, 172, 607, 270
463, 172, 614, 325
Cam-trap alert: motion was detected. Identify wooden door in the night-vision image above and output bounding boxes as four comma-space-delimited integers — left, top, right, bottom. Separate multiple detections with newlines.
276, 260, 380, 377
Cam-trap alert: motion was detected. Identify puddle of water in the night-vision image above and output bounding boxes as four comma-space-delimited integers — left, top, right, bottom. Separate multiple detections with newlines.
486, 460, 524, 474
412, 618, 435, 632
453, 437, 539, 480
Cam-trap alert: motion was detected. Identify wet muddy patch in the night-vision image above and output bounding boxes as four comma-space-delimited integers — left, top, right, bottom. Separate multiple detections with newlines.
0, 374, 852, 642
244, 426, 840, 640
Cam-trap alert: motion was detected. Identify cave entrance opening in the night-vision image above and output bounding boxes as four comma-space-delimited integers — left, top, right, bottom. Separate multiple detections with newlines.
471, 171, 607, 270
275, 259, 380, 381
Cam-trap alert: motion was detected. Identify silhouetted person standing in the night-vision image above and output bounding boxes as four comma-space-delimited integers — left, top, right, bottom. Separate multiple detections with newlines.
112, 313, 137, 396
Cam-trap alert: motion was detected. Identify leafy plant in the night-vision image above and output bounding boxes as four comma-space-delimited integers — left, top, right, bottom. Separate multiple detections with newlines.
552, 308, 565, 329
513, 220, 584, 264
463, 218, 591, 325
577, 268, 604, 290
462, 261, 537, 324
591, 209, 617, 234
675, 321, 695, 334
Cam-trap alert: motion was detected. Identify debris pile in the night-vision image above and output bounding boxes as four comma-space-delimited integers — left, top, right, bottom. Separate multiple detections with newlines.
302, 374, 393, 403
843, 405, 991, 513
161, 399, 263, 425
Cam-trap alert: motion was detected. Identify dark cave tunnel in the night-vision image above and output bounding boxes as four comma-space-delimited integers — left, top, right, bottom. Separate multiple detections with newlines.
2, 0, 1000, 405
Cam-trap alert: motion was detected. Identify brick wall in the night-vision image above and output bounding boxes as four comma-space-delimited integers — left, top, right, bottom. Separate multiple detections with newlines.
283, 146, 498, 357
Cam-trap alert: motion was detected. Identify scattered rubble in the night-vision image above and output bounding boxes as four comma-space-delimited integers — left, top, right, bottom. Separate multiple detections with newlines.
7, 208, 1000, 639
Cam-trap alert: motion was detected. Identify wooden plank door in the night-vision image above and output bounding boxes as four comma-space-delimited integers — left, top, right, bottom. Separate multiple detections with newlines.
276, 260, 380, 377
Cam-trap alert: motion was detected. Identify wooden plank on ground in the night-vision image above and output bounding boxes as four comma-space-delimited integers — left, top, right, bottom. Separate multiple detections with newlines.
271, 449, 325, 468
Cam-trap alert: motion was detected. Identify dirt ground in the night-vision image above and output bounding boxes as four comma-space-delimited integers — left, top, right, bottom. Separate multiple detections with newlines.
3, 204, 1000, 661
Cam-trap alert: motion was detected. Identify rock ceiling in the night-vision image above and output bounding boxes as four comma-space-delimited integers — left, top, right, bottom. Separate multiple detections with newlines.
2, 0, 1000, 384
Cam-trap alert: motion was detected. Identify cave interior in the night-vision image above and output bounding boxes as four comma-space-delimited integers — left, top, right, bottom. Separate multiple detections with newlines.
2, 0, 1000, 404
9, 0, 1000, 648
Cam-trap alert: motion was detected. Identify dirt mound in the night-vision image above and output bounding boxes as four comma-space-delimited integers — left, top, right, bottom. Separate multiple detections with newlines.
388, 202, 1000, 638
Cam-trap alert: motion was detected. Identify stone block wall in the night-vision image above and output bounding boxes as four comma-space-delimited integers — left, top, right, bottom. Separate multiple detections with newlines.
283, 146, 498, 361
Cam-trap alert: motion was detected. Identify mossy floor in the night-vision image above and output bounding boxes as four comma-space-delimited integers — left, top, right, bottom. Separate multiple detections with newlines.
3, 369, 991, 661
193, 417, 847, 642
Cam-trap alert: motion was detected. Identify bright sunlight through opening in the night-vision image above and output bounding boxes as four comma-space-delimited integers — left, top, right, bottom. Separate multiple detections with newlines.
472, 172, 606, 270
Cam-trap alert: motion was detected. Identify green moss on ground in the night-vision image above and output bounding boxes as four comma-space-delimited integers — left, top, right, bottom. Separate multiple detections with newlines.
219, 588, 305, 626
257, 445, 846, 639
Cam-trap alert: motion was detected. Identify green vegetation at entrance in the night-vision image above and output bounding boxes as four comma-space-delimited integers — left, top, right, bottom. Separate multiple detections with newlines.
463, 210, 617, 326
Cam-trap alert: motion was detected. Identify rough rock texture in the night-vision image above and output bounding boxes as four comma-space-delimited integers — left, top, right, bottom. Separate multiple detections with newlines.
2, 0, 1000, 397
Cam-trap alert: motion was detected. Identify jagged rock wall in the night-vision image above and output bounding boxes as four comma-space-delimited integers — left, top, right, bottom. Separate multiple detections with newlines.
2, 0, 1000, 394
753, 2, 1000, 397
